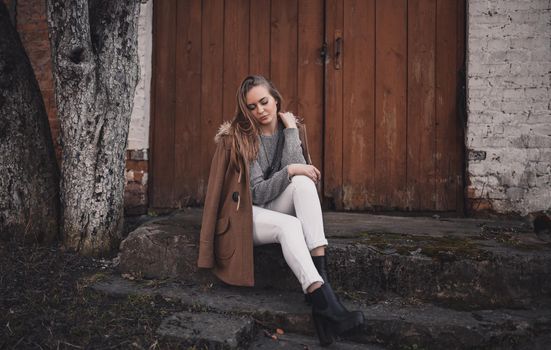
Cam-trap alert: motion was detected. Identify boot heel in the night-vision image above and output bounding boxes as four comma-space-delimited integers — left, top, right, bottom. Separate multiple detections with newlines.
313, 314, 334, 346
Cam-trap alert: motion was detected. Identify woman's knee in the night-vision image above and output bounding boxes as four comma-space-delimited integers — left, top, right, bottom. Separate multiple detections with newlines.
275, 216, 303, 241
291, 175, 316, 190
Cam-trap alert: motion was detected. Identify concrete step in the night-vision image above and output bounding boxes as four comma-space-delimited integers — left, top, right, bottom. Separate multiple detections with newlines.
249, 331, 384, 349
119, 208, 551, 310
158, 310, 381, 350
158, 311, 256, 349
92, 275, 551, 350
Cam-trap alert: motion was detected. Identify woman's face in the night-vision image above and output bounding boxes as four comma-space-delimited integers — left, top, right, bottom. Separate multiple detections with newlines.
245, 85, 278, 129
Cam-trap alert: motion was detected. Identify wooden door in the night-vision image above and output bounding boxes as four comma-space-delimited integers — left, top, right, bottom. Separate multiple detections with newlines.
151, 0, 465, 213
324, 0, 465, 212
150, 0, 324, 209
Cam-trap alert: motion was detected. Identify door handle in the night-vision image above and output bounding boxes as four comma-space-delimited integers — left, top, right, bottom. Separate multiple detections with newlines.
334, 30, 342, 70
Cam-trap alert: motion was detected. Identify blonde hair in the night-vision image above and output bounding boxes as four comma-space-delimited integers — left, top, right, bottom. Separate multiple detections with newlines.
230, 75, 283, 168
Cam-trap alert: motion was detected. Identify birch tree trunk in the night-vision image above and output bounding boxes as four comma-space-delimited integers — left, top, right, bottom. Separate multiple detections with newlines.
47, 0, 140, 256
0, 2, 60, 243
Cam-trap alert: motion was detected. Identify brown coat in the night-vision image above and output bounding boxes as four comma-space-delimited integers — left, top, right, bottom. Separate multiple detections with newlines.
197, 121, 313, 286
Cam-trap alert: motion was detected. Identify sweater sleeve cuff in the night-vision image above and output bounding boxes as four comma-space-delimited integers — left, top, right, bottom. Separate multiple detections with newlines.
284, 127, 300, 141
283, 165, 293, 181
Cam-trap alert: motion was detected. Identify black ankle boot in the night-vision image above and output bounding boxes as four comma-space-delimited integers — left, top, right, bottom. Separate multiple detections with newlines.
309, 284, 365, 346
312, 255, 330, 285
305, 255, 334, 305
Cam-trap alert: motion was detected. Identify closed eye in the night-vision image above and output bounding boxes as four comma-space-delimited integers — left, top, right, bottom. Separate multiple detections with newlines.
247, 97, 268, 111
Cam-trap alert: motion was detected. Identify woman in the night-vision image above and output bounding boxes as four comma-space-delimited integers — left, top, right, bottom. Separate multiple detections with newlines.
198, 75, 364, 345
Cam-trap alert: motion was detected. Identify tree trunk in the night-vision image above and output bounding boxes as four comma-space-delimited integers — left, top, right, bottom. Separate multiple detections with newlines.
46, 0, 140, 256
0, 2, 60, 243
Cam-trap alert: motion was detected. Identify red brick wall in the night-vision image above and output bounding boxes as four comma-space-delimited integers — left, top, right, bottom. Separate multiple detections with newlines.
6, 0, 60, 159
125, 150, 149, 216
5, 0, 149, 215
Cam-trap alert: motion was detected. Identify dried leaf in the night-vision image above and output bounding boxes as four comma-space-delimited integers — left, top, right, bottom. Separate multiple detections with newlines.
121, 273, 135, 280
276, 328, 284, 335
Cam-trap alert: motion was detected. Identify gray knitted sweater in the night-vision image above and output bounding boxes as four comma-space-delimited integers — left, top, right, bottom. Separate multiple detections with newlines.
250, 122, 306, 205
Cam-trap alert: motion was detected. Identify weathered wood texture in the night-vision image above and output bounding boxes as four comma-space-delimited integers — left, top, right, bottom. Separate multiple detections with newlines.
150, 0, 324, 208
152, 0, 464, 212
46, 0, 140, 255
0, 2, 59, 243
324, 0, 345, 209
326, 0, 465, 212
407, 0, 437, 211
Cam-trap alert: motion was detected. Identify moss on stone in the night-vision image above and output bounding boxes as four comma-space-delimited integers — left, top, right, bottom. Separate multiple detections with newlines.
357, 232, 490, 260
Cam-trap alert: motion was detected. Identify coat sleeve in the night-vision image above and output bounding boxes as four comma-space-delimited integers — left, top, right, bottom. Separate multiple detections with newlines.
197, 138, 230, 269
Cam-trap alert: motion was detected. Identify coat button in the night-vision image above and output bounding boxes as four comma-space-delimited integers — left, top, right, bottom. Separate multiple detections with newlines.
232, 192, 239, 202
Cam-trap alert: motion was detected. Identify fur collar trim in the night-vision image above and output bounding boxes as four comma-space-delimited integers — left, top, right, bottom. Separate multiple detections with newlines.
214, 121, 232, 143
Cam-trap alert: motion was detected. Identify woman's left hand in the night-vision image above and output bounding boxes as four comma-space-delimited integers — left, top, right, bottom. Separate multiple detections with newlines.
288, 164, 321, 184
278, 112, 298, 129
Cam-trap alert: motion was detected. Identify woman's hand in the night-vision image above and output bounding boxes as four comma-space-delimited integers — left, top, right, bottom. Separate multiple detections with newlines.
288, 164, 321, 184
278, 111, 298, 129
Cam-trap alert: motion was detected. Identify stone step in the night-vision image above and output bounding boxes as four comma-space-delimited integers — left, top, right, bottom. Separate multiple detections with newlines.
158, 310, 381, 350
92, 275, 551, 350
249, 331, 383, 349
158, 311, 256, 349
119, 208, 551, 310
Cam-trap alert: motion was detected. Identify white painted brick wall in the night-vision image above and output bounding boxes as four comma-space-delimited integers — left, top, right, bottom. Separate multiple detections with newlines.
128, 0, 152, 152
466, 0, 551, 215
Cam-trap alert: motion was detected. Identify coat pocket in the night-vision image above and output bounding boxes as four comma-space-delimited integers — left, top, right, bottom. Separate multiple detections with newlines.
214, 216, 235, 260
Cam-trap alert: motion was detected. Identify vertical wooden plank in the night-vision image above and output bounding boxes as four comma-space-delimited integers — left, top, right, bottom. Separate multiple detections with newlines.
200, 0, 225, 202
174, 0, 202, 206
250, 0, 271, 77
435, 0, 458, 211
456, 0, 466, 77
151, 0, 176, 208
455, 0, 466, 214
324, 0, 344, 209
223, 0, 250, 121
375, 0, 408, 208
271, 0, 298, 112
407, 0, 436, 210
298, 0, 324, 175
341, 0, 376, 210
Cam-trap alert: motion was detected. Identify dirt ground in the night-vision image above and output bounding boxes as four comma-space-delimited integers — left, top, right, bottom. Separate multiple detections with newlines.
0, 239, 188, 349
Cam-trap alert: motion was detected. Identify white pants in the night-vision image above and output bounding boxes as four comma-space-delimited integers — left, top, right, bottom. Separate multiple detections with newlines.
252, 175, 328, 293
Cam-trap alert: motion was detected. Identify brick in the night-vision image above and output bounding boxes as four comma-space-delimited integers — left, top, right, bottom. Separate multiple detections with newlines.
469, 62, 512, 76
472, 135, 514, 148
510, 134, 551, 149
499, 1, 550, 11
468, 198, 495, 212
124, 181, 148, 210
469, 13, 511, 25
524, 87, 551, 101
489, 49, 531, 63
510, 37, 550, 51
126, 159, 148, 172
505, 187, 526, 201
531, 48, 551, 62
499, 22, 550, 37
127, 149, 149, 161
133, 171, 146, 184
